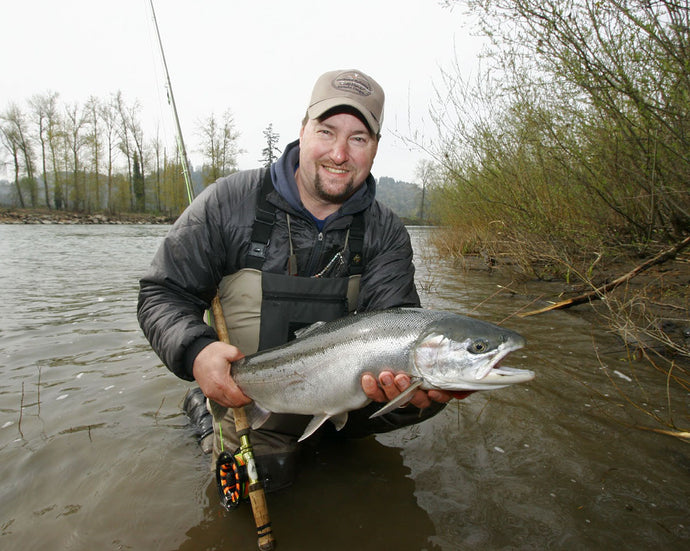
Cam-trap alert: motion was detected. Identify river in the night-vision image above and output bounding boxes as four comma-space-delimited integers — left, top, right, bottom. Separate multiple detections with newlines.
0, 224, 687, 550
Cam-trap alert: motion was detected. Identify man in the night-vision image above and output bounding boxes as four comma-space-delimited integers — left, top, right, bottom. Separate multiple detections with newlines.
137, 69, 451, 492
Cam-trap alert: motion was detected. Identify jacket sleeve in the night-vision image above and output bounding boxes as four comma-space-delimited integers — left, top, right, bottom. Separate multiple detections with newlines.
137, 173, 259, 380
357, 202, 421, 311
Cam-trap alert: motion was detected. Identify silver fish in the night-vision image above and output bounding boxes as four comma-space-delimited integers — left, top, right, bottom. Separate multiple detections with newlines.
213, 308, 533, 441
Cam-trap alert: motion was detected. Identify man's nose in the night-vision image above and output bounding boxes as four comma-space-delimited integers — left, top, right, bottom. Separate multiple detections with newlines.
330, 138, 349, 164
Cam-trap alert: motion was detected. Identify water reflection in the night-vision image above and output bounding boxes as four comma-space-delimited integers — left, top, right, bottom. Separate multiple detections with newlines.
178, 437, 440, 551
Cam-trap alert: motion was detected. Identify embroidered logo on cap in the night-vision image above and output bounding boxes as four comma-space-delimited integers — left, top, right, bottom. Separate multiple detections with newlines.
332, 72, 372, 97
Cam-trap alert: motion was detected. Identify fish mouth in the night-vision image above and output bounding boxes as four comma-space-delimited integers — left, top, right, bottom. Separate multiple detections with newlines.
475, 344, 534, 387
439, 363, 535, 392
479, 365, 535, 386
452, 346, 534, 391
473, 341, 528, 381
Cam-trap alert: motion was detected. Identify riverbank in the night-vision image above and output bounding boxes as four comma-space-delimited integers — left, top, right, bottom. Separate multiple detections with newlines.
0, 208, 175, 225
458, 247, 690, 361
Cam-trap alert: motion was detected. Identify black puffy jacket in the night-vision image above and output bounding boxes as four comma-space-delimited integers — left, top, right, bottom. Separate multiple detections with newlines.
137, 142, 420, 380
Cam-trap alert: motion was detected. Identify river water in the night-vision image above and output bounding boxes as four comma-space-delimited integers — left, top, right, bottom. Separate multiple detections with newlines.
0, 224, 687, 551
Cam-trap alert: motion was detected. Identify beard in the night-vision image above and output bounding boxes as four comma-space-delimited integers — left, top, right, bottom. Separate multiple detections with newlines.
313, 172, 359, 204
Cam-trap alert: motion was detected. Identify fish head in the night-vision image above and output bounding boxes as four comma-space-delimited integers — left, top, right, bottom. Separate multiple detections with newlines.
412, 314, 533, 391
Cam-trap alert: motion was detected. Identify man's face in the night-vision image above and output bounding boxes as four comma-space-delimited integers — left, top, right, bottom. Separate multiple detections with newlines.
296, 112, 378, 212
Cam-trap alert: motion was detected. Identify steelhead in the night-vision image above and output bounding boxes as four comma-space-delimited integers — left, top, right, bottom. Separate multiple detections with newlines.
211, 308, 533, 441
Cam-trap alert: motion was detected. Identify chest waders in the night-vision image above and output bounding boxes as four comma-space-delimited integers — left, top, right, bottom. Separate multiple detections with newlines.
213, 171, 365, 496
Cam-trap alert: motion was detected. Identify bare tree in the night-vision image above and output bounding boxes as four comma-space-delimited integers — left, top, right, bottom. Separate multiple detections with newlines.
84, 96, 103, 211
122, 101, 146, 211
45, 95, 65, 209
150, 127, 164, 212
63, 102, 88, 210
99, 96, 118, 212
197, 109, 242, 186
415, 159, 438, 221
0, 119, 25, 208
1, 103, 37, 207
114, 91, 134, 210
29, 92, 60, 209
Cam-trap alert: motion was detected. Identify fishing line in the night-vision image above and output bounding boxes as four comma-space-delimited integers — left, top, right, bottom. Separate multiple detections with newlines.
142, 0, 175, 153
148, 0, 194, 205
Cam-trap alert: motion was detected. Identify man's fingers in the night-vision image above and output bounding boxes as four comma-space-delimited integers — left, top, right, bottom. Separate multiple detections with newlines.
379, 371, 399, 401
362, 371, 455, 407
362, 373, 386, 402
192, 341, 252, 408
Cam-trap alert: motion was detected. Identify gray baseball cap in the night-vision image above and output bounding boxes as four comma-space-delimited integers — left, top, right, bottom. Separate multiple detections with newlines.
306, 69, 385, 135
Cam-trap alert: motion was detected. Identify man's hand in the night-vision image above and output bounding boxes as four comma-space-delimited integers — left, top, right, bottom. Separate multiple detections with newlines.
361, 371, 453, 410
192, 341, 252, 408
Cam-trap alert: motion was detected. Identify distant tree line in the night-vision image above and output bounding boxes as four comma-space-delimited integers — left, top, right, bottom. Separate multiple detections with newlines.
0, 91, 245, 216
0, 90, 432, 223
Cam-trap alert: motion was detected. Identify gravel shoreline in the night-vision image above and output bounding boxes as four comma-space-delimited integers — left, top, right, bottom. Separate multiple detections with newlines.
0, 208, 174, 225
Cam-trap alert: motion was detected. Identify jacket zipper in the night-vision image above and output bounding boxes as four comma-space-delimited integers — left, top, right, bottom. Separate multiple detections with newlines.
304, 231, 324, 276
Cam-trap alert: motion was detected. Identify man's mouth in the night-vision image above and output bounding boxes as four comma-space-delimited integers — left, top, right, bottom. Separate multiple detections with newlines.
322, 165, 349, 175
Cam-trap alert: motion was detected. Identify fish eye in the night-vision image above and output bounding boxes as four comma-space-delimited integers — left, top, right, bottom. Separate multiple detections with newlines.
468, 339, 489, 354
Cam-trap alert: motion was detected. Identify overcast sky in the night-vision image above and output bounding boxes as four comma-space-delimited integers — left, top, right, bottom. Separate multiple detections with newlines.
1, 0, 482, 183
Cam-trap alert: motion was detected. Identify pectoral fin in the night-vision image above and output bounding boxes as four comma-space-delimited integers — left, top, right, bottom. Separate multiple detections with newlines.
368, 379, 424, 418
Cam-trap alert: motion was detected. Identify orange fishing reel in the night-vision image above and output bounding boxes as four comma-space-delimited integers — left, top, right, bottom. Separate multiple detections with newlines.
216, 450, 250, 510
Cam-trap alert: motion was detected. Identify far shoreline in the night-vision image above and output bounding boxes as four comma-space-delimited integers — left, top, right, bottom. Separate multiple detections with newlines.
0, 208, 175, 225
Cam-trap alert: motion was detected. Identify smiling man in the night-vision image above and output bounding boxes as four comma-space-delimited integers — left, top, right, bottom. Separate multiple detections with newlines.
138, 69, 450, 493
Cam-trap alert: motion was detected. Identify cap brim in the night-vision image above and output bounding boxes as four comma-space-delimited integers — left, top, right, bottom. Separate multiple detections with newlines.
307, 97, 380, 135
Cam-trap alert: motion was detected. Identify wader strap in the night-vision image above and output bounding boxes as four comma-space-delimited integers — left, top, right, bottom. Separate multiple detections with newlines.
245, 170, 276, 270
347, 212, 365, 275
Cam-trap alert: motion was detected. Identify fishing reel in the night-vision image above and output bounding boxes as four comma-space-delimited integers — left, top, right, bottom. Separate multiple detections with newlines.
215, 449, 250, 510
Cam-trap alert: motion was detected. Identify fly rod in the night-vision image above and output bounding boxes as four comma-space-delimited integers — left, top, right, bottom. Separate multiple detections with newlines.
148, 2, 275, 549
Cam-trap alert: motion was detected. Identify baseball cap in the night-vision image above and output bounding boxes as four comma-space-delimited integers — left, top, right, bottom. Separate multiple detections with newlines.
307, 69, 385, 135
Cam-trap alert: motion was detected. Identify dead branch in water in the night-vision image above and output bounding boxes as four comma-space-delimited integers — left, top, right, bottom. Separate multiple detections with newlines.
37, 365, 42, 416
633, 426, 690, 442
519, 234, 690, 317
18, 382, 25, 438
155, 396, 165, 423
